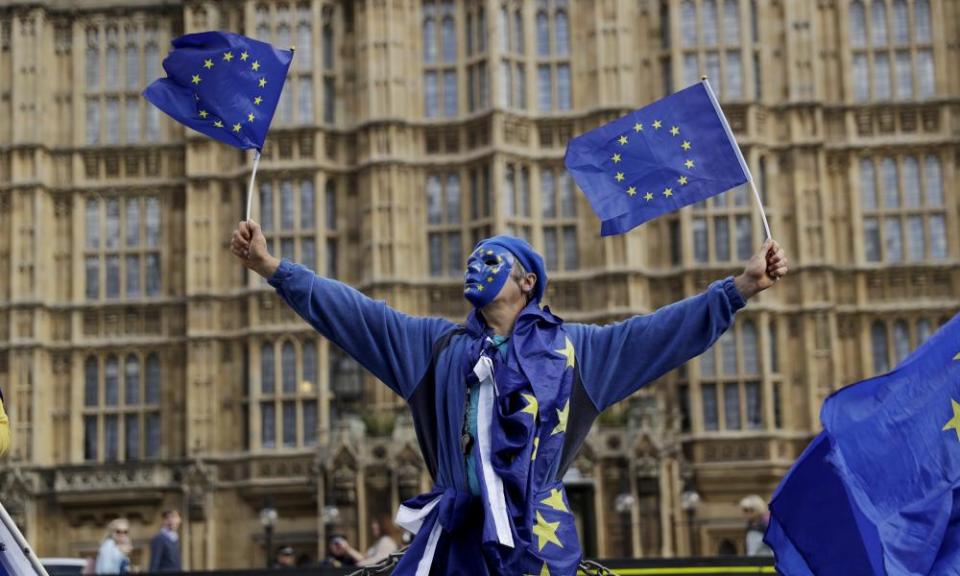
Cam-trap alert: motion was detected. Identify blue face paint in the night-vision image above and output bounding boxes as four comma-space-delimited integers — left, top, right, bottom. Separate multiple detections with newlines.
463, 243, 516, 308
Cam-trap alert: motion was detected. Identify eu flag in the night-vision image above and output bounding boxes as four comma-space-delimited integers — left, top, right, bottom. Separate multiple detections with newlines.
564, 81, 750, 236
766, 313, 960, 574
144, 31, 292, 150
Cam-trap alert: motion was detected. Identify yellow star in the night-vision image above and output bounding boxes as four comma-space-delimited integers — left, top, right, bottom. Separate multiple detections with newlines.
554, 337, 575, 369
191, 74, 201, 85
670, 125, 680, 136
198, 109, 209, 118
252, 60, 261, 71
223, 51, 233, 61
532, 511, 563, 551
611, 153, 621, 163
258, 77, 267, 88
203, 59, 214, 69
615, 172, 625, 182
552, 399, 569, 435
681, 140, 692, 151
540, 488, 569, 512
521, 393, 539, 418
627, 186, 637, 196
254, 96, 263, 105
644, 192, 654, 201
477, 285, 484, 292
663, 187, 673, 197
653, 120, 662, 129
954, 352, 960, 360
618, 135, 628, 145
213, 120, 224, 128
633, 122, 643, 132
525, 562, 551, 576
486, 276, 494, 283
685, 159, 695, 169
531, 437, 540, 461
944, 399, 960, 441
678, 176, 688, 185
232, 123, 242, 132
248, 113, 255, 122
240, 50, 250, 61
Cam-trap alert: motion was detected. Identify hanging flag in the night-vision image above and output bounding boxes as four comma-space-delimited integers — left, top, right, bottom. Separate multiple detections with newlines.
766, 313, 960, 574
144, 31, 292, 150
564, 80, 751, 236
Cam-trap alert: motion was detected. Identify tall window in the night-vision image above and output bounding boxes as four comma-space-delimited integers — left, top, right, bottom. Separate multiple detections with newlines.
468, 164, 494, 246
871, 317, 937, 375
465, 4, 489, 112
85, 196, 161, 300
535, 0, 572, 111
541, 168, 578, 271
324, 179, 338, 278
860, 155, 947, 263
259, 178, 320, 272
691, 185, 753, 264
849, 0, 936, 102
424, 1, 458, 118
258, 339, 319, 449
256, 3, 314, 125
498, 2, 527, 109
504, 162, 532, 241
695, 320, 768, 431
83, 353, 161, 462
322, 6, 336, 123
426, 173, 463, 276
679, 0, 745, 99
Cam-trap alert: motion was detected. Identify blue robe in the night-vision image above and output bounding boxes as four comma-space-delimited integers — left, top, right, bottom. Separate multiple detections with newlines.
269, 260, 745, 574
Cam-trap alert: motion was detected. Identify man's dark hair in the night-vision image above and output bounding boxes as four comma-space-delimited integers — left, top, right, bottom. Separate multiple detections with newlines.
161, 509, 179, 520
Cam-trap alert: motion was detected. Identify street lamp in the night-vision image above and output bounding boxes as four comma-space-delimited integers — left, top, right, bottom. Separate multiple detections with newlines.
260, 499, 278, 568
615, 493, 636, 557
680, 488, 700, 557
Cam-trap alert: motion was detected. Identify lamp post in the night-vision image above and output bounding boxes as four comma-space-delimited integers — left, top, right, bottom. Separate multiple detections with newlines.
614, 492, 637, 557
259, 499, 278, 568
680, 488, 700, 557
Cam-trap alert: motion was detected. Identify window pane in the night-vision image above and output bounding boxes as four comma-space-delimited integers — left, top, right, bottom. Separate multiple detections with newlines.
106, 199, 119, 249
427, 175, 442, 224
769, 322, 779, 373
499, 7, 509, 52
924, 156, 943, 207
125, 98, 140, 143
283, 401, 297, 447
145, 197, 160, 247
536, 12, 550, 56
84, 415, 98, 461
556, 10, 569, 55
499, 60, 511, 107
917, 49, 934, 99
303, 400, 317, 446
298, 20, 312, 68
323, 24, 334, 69
146, 254, 160, 296
325, 181, 337, 229
145, 37, 159, 81
850, 1, 866, 47
103, 97, 119, 145
146, 105, 160, 140
735, 215, 752, 261
326, 238, 338, 278
514, 9, 524, 53
881, 158, 898, 208
693, 217, 708, 263
860, 159, 876, 209
864, 217, 881, 262
853, 54, 869, 102
559, 172, 575, 217
872, 321, 889, 373
299, 76, 314, 122
720, 330, 737, 375
299, 180, 315, 230
724, 384, 741, 430
447, 232, 462, 276
85, 357, 99, 407
907, 216, 924, 262
145, 354, 160, 404
478, 7, 488, 53
538, 65, 552, 111
703, 0, 719, 45
726, 51, 742, 98
702, 384, 719, 431
557, 64, 571, 111
86, 198, 100, 248
929, 215, 947, 260
884, 219, 903, 262
895, 51, 912, 99
681, 0, 697, 47
541, 170, 556, 218
423, 16, 436, 63
85, 256, 99, 300
324, 77, 335, 123
261, 343, 275, 394
917, 319, 933, 344
424, 71, 438, 117
145, 413, 160, 458
543, 228, 558, 271
915, 0, 931, 42
260, 183, 274, 232
301, 237, 316, 269
125, 413, 140, 461
678, 385, 691, 432
893, 320, 910, 363
105, 356, 118, 405
105, 415, 119, 461
504, 164, 515, 216
714, 217, 730, 261
124, 198, 140, 248
446, 174, 461, 223
745, 382, 762, 430
429, 233, 442, 277
705, 52, 721, 94
281, 181, 295, 229
281, 238, 295, 262
773, 382, 782, 428
106, 255, 120, 298
106, 45, 119, 89
742, 321, 758, 374
443, 70, 457, 117
902, 157, 920, 207
563, 226, 578, 270
871, 1, 887, 46
124, 355, 140, 405
873, 53, 890, 100
302, 341, 317, 393
684, 53, 700, 88
282, 342, 296, 394
724, 0, 740, 44
86, 32, 99, 88
892, 1, 909, 44
261, 402, 276, 449
442, 16, 457, 62
519, 168, 530, 217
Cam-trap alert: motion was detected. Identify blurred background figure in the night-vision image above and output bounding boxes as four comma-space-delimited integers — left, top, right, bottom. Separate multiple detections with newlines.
350, 514, 400, 566
739, 495, 773, 557
148, 510, 181, 572
95, 518, 132, 574
272, 546, 296, 569
321, 535, 357, 568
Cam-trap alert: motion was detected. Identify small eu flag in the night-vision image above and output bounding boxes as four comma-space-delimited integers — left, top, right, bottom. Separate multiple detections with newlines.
766, 313, 960, 575
144, 31, 292, 150
564, 80, 750, 236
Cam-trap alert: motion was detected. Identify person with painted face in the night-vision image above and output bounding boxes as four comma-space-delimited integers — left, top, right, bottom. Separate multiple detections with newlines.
231, 220, 787, 575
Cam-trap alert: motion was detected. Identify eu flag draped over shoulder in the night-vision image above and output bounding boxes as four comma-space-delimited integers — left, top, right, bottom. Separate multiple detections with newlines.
766, 313, 960, 575
564, 81, 749, 236
144, 31, 292, 150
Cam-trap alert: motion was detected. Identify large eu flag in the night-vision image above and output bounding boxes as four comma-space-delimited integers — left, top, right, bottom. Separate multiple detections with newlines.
766, 313, 960, 574
144, 31, 292, 150
564, 80, 749, 236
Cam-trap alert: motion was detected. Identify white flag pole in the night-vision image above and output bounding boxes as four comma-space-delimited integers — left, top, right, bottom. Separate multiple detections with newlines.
0, 502, 50, 576
245, 149, 262, 222
700, 77, 772, 240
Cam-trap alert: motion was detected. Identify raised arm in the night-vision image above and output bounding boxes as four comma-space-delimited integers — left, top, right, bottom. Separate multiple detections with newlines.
231, 220, 456, 399
569, 239, 787, 411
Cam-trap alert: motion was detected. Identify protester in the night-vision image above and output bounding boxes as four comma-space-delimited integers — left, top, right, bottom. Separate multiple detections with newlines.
322, 535, 358, 567
273, 546, 296, 568
338, 515, 401, 566
95, 518, 133, 574
739, 495, 773, 556
148, 510, 182, 572
231, 221, 786, 575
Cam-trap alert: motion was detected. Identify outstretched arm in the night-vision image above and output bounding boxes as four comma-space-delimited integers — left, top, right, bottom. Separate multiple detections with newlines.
570, 239, 787, 411
231, 220, 456, 399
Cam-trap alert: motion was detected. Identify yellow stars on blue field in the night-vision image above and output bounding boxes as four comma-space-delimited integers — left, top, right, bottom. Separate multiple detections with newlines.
232, 122, 242, 132
678, 176, 688, 186
670, 125, 680, 136
609, 118, 695, 201
652, 119, 662, 129
955, 352, 960, 360
240, 50, 250, 61
522, 393, 539, 418
191, 74, 201, 85
252, 60, 261, 71
618, 135, 628, 145
627, 186, 637, 196
553, 399, 569, 435
611, 153, 621, 163
681, 140, 692, 151
541, 488, 569, 512
555, 337, 575, 369
943, 399, 960, 441
254, 96, 263, 106
259, 77, 268, 88
203, 59, 214, 69
248, 113, 255, 122
213, 120, 224, 128
663, 187, 673, 198
525, 562, 551, 576
198, 109, 209, 118
222, 51, 234, 61
615, 172, 625, 182
633, 122, 643, 132
644, 192, 654, 201
685, 159, 695, 169
532, 511, 563, 551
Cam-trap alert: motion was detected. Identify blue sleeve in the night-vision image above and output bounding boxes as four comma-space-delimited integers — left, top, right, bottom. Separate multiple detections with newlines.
268, 260, 457, 399
148, 536, 163, 572
567, 276, 746, 411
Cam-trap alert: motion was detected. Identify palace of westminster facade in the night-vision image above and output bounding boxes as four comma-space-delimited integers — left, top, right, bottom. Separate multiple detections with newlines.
0, 0, 957, 568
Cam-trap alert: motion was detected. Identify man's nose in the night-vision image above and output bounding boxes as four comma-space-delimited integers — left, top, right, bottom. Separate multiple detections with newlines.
467, 260, 482, 272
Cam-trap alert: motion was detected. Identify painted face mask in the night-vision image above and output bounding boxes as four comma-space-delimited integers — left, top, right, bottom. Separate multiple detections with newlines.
463, 243, 516, 308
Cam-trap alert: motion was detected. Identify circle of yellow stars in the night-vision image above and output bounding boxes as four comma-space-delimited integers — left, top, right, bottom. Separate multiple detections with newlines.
610, 119, 696, 203
194, 49, 268, 135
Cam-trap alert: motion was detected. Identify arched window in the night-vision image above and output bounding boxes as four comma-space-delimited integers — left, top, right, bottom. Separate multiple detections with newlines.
514, 9, 524, 53
323, 24, 334, 70
442, 16, 457, 62
870, 1, 887, 47
423, 15, 436, 63
555, 10, 568, 55
914, 0, 931, 42
85, 356, 99, 406
536, 12, 550, 56
86, 28, 99, 89
144, 41, 158, 89
681, 0, 696, 47
125, 41, 139, 90
849, 1, 866, 47
871, 321, 889, 374
892, 0, 909, 44
124, 355, 140, 405
261, 343, 275, 394
298, 22, 312, 69
723, 0, 739, 44
702, 0, 719, 45
282, 341, 296, 393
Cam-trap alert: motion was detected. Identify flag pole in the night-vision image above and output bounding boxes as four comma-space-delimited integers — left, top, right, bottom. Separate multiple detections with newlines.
700, 76, 772, 240
245, 149, 262, 222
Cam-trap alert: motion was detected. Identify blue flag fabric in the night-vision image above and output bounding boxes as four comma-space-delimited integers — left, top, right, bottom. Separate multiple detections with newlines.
564, 81, 749, 236
766, 313, 960, 574
143, 31, 292, 150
